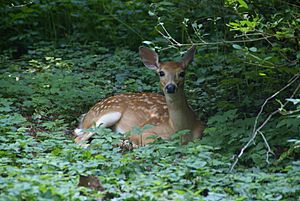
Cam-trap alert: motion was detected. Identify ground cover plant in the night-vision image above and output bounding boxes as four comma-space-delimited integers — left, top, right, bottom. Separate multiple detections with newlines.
0, 0, 299, 200
0, 42, 299, 200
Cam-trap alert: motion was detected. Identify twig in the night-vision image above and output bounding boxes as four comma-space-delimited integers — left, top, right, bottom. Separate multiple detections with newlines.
229, 73, 300, 172
279, 109, 300, 115
259, 131, 275, 164
156, 22, 274, 48
242, 61, 275, 69
254, 30, 294, 63
277, 0, 300, 8
156, 22, 182, 46
155, 27, 176, 47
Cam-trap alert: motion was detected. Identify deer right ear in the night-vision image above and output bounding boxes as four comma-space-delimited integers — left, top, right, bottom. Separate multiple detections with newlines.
139, 47, 160, 70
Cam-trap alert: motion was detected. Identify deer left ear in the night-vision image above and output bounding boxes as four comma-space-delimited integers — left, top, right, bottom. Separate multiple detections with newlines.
180, 45, 196, 68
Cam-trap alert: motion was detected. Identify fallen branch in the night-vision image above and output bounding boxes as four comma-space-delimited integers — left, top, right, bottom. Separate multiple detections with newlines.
229, 73, 300, 172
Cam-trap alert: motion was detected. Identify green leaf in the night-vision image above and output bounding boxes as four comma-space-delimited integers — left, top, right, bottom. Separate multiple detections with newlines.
142, 41, 153, 45
237, 0, 248, 8
286, 99, 300, 105
232, 44, 242, 50
249, 47, 257, 52
259, 72, 266, 76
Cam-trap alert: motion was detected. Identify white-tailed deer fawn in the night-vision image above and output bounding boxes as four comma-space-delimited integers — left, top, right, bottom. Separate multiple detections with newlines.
75, 46, 204, 146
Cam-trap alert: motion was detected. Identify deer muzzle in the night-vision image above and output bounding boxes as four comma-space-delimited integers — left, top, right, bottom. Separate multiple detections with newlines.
165, 84, 176, 94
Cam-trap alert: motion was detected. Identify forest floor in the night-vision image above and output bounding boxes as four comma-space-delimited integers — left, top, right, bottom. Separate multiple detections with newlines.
0, 43, 299, 200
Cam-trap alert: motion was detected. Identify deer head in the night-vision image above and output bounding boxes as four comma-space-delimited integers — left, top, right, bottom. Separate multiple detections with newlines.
139, 46, 196, 94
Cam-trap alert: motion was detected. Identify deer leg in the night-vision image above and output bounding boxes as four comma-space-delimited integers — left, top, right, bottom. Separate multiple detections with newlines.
129, 132, 158, 146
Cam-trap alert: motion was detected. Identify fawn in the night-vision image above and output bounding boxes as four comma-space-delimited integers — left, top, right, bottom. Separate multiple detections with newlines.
75, 46, 204, 146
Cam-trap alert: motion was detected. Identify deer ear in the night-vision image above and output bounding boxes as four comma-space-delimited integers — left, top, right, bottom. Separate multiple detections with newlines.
181, 45, 196, 68
139, 47, 160, 70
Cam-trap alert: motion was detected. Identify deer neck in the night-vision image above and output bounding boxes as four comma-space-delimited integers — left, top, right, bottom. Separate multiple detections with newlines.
164, 86, 195, 130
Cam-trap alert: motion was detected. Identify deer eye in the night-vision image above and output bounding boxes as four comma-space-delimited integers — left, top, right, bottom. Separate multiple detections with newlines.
159, 71, 165, 77
179, 72, 185, 78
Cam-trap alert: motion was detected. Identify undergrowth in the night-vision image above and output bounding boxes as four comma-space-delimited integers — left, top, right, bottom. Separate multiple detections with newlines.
0, 42, 299, 200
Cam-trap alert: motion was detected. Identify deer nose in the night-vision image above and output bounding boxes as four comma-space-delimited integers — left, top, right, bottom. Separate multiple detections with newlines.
165, 84, 176, 93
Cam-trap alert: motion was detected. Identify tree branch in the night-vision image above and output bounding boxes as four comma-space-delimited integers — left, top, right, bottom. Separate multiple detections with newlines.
229, 73, 300, 172
156, 21, 275, 48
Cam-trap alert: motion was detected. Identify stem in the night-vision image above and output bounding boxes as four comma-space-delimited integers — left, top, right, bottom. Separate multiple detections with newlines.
259, 131, 274, 164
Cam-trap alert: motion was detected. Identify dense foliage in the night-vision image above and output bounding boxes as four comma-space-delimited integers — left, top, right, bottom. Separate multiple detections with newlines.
0, 0, 299, 200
